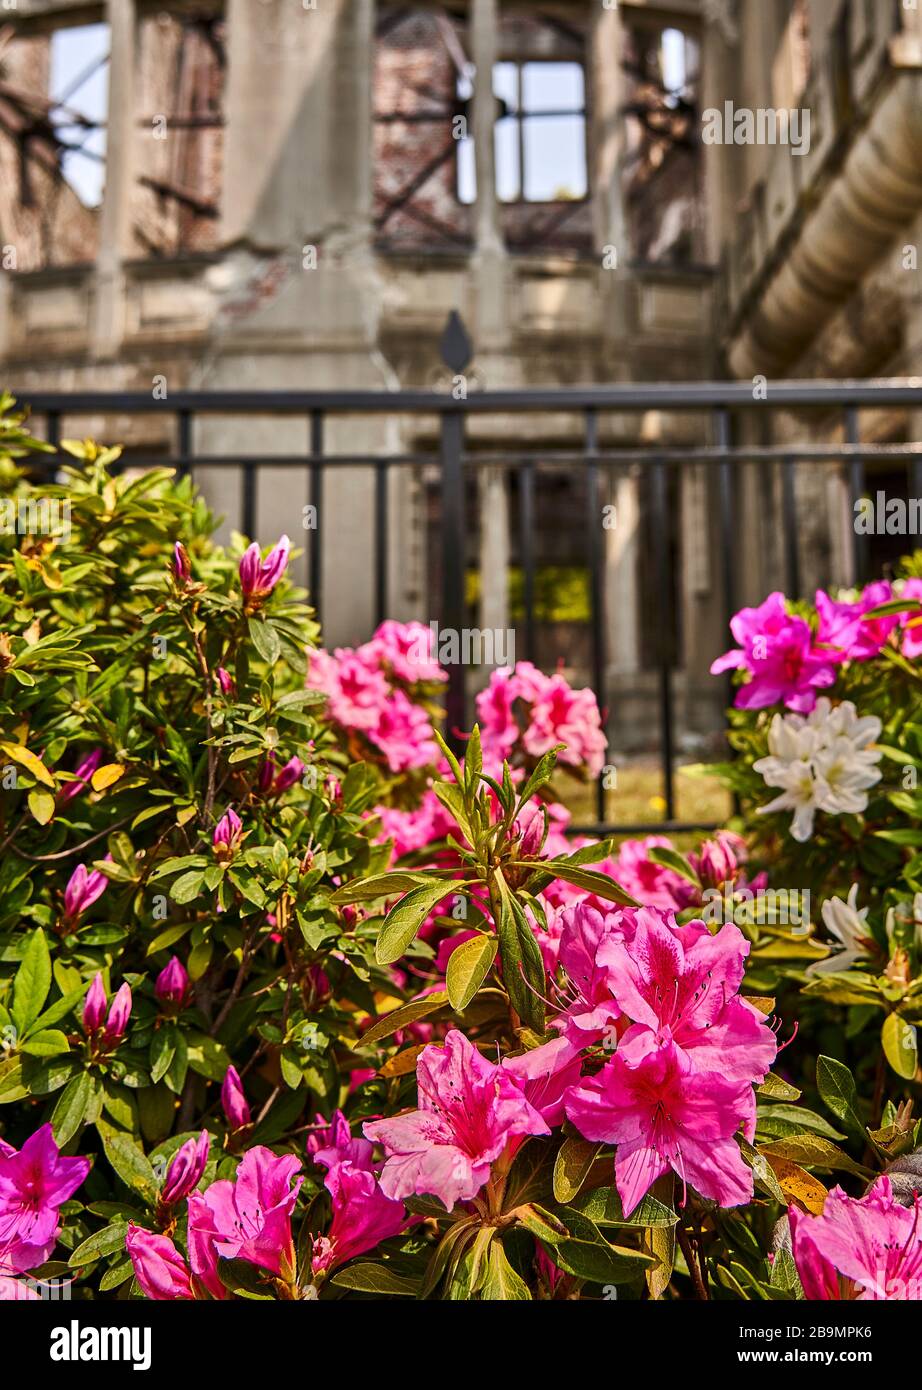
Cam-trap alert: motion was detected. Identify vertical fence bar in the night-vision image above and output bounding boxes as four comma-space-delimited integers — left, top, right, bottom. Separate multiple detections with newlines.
912, 447, 922, 505
845, 406, 864, 587
440, 407, 466, 745
242, 463, 256, 541
651, 455, 675, 823
715, 407, 736, 741
309, 412, 323, 620
585, 409, 606, 824
781, 457, 800, 597
176, 409, 191, 482
519, 461, 535, 662
374, 462, 388, 629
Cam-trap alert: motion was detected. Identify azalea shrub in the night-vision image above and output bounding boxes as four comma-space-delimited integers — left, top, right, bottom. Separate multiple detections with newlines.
2, 392, 922, 1304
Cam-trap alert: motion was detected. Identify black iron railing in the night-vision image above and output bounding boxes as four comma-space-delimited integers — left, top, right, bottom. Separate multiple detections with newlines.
14, 360, 922, 836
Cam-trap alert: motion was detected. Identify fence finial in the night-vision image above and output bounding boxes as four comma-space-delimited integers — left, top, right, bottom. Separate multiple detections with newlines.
439, 310, 473, 374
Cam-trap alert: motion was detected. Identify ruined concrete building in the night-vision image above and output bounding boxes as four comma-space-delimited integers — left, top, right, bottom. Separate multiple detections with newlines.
2, 0, 922, 756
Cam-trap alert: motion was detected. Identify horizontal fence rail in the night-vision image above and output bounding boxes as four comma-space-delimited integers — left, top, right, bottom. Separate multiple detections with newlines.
13, 374, 922, 837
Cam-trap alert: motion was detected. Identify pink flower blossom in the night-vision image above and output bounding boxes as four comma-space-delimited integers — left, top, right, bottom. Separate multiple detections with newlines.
899, 578, 922, 659
476, 667, 523, 761
523, 673, 607, 777
550, 903, 637, 1047
364, 1030, 549, 1211
606, 836, 698, 912
310, 1159, 407, 1277
598, 910, 777, 1090
126, 1225, 194, 1301
195, 1146, 302, 1278
371, 689, 439, 772
239, 534, 291, 603
502, 1037, 582, 1127
362, 620, 447, 685
816, 581, 898, 662
790, 1177, 922, 1300
63, 860, 109, 921
0, 1124, 90, 1270
307, 1110, 374, 1172
711, 591, 837, 713
565, 1042, 754, 1216
327, 650, 390, 731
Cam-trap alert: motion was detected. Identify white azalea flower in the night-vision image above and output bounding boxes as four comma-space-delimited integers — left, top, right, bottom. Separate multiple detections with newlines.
807, 884, 873, 975
753, 700, 882, 842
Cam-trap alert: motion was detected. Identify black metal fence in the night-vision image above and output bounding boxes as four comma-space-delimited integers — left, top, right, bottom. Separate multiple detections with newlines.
14, 363, 922, 837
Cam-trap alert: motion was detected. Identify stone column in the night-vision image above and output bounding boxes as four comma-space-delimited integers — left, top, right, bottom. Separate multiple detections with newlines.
91, 0, 138, 358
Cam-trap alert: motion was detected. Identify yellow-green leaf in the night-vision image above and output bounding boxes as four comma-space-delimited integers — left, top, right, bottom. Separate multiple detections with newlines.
882, 1014, 918, 1080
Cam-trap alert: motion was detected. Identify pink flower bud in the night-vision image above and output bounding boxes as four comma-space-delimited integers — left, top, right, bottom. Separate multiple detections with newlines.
154, 956, 190, 1011
257, 755, 276, 794
101, 982, 132, 1046
172, 542, 191, 583
690, 831, 741, 889
63, 860, 109, 921
212, 807, 243, 860
221, 1066, 251, 1132
126, 1225, 194, 1301
215, 667, 236, 697
82, 972, 107, 1035
58, 747, 103, 805
160, 1131, 210, 1205
520, 806, 547, 858
273, 756, 304, 793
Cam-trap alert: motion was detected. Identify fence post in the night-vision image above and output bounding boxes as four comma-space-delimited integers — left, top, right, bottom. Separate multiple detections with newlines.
439, 312, 473, 749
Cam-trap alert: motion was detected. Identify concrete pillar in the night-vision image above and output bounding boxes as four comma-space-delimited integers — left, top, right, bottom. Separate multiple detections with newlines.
590, 0, 630, 344
92, 0, 138, 358
198, 0, 391, 647
604, 467, 641, 676
478, 466, 509, 650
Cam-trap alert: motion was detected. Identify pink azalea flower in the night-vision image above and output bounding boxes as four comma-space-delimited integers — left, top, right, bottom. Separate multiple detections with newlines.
0, 1274, 41, 1300
81, 972, 108, 1035
502, 1036, 583, 1127
816, 581, 898, 661
100, 983, 132, 1047
363, 1030, 549, 1211
0, 1124, 90, 1268
362, 620, 447, 685
220, 1066, 251, 1132
57, 747, 103, 804
126, 1225, 194, 1300
522, 674, 607, 777
172, 541, 192, 584
688, 830, 745, 889
598, 909, 777, 1088
476, 667, 523, 761
310, 1159, 407, 1277
565, 1042, 754, 1216
238, 534, 291, 603
607, 836, 698, 912
63, 860, 109, 921
899, 578, 922, 659
185, 1191, 227, 1300
195, 1146, 302, 1278
215, 666, 236, 697
550, 903, 637, 1047
790, 1177, 922, 1300
370, 689, 439, 772
307, 1110, 374, 1172
711, 591, 837, 713
81, 974, 131, 1047
329, 650, 390, 731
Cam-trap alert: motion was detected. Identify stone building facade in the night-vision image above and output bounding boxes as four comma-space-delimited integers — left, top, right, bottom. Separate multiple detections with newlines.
1, 0, 922, 756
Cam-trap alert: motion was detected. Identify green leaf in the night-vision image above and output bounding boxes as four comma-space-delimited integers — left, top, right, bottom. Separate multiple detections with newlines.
248, 616, 281, 665
185, 1030, 231, 1082
540, 861, 640, 907
647, 845, 702, 888
51, 1070, 95, 1146
446, 933, 497, 1011
567, 1186, 678, 1228
331, 1263, 420, 1296
494, 874, 545, 1032
330, 870, 448, 904
480, 1242, 532, 1300
376, 882, 453, 965
553, 1137, 602, 1204
757, 1071, 802, 1102
69, 1222, 130, 1267
170, 870, 205, 905
882, 1014, 918, 1080
815, 1054, 866, 1141
12, 928, 51, 1034
361, 991, 449, 1047
20, 1029, 70, 1057
150, 1028, 176, 1085
101, 1130, 158, 1204
516, 745, 565, 808
759, 1135, 872, 1179
540, 1208, 653, 1284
